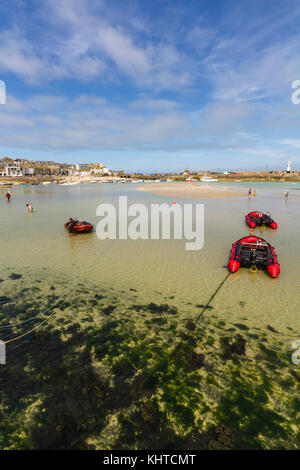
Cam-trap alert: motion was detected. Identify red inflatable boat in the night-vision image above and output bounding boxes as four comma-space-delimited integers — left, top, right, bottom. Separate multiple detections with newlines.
245, 211, 277, 229
65, 218, 93, 233
229, 235, 280, 278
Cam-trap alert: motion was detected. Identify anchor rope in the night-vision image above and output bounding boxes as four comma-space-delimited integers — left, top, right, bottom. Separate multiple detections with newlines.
193, 272, 231, 327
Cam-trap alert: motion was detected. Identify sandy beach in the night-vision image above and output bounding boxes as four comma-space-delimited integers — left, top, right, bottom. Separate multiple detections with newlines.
139, 182, 246, 198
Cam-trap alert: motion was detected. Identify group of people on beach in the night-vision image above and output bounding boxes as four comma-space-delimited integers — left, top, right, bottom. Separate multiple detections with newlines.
248, 187, 290, 199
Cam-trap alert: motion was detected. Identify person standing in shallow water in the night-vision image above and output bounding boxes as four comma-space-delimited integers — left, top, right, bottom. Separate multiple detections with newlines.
284, 191, 289, 200
248, 188, 252, 197
26, 203, 33, 212
253, 189, 256, 197
5, 192, 10, 200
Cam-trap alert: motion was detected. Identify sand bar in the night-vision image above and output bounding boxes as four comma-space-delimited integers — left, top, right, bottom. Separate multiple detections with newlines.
139, 182, 246, 199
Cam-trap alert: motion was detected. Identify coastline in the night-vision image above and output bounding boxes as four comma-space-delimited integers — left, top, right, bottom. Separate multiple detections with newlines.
0, 176, 123, 184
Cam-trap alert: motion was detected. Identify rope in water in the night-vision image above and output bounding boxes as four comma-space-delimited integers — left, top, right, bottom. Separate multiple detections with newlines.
66, 270, 232, 450
171, 270, 232, 360
1, 240, 111, 343
193, 272, 231, 328
3, 308, 58, 344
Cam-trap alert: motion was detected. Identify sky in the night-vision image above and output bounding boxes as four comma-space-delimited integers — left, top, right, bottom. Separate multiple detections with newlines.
1, 0, 300, 172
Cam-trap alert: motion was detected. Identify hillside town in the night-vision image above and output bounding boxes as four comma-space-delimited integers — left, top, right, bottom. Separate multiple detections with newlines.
0, 157, 112, 178
0, 157, 299, 182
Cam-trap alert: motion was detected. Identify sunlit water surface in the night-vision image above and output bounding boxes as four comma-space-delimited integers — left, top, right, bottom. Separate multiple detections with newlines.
1, 181, 299, 343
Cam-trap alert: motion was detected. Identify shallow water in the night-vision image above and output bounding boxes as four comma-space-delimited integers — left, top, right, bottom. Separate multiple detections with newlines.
0, 181, 299, 449
1, 182, 299, 334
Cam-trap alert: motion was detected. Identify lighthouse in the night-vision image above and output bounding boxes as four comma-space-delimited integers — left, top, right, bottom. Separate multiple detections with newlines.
286, 161, 291, 173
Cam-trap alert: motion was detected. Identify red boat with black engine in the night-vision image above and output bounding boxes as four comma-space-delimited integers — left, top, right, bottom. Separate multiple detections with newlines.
65, 218, 93, 233
228, 235, 280, 278
245, 211, 277, 229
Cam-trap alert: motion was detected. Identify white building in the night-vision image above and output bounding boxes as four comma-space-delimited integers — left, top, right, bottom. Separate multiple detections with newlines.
75, 163, 90, 171
23, 167, 34, 176
91, 167, 110, 175
286, 161, 291, 173
0, 161, 23, 177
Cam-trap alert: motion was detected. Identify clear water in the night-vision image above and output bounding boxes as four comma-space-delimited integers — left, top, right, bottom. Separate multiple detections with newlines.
1, 181, 299, 449
1, 181, 300, 337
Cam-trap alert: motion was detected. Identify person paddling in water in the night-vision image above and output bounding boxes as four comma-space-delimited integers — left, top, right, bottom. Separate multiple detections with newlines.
26, 203, 34, 212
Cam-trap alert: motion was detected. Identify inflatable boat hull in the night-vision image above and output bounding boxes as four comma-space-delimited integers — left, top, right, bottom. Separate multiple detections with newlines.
229, 235, 280, 278
245, 211, 277, 229
65, 220, 93, 233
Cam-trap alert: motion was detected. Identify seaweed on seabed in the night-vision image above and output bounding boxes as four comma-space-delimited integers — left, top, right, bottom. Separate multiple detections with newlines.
102, 305, 117, 315
58, 301, 71, 311
267, 325, 279, 334
183, 423, 250, 450
214, 370, 291, 449
196, 304, 213, 310
220, 333, 246, 360
233, 323, 249, 331
0, 296, 11, 306
185, 320, 196, 331
130, 302, 177, 315
0, 328, 110, 450
9, 273, 22, 280
114, 400, 181, 450
112, 357, 135, 378
184, 350, 205, 371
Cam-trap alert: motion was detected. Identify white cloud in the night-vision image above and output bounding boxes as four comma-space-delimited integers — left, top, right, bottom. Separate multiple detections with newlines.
0, 93, 191, 150
201, 4, 300, 102
2, 1, 300, 168
130, 96, 180, 111
0, 29, 46, 83
0, 0, 191, 90
1, 92, 299, 167
202, 101, 257, 133
275, 139, 300, 148
186, 24, 216, 52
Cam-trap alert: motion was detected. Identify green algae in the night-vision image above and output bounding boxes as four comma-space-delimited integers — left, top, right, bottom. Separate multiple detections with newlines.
0, 278, 299, 450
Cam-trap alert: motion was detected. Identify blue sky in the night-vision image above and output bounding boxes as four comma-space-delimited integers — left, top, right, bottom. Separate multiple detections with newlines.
1, 0, 300, 172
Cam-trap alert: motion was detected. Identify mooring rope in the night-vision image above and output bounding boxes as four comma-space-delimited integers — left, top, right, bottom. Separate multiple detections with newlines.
193, 272, 231, 328
2, 308, 58, 344
1, 236, 115, 344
